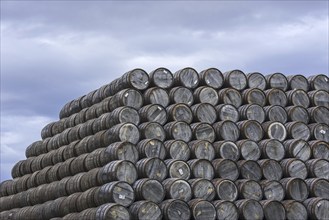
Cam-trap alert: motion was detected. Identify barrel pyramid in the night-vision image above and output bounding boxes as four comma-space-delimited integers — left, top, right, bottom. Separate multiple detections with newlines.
1, 68, 329, 220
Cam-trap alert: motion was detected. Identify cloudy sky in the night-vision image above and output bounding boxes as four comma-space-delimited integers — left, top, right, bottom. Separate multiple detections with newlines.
1, 1, 328, 181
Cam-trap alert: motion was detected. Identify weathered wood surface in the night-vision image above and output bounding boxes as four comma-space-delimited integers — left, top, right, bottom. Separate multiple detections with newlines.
280, 158, 308, 179
133, 178, 165, 203
286, 89, 310, 108
216, 104, 240, 122
237, 120, 264, 142
265, 73, 288, 91
305, 178, 329, 199
305, 158, 329, 179
160, 199, 191, 220
308, 106, 329, 125
162, 178, 192, 202
129, 201, 162, 220
136, 158, 168, 181
234, 199, 264, 220
246, 72, 266, 90
149, 67, 174, 89
235, 179, 263, 201
280, 177, 309, 201
260, 200, 286, 220
139, 104, 168, 125
212, 200, 239, 220
144, 87, 170, 107
188, 140, 215, 160
263, 105, 288, 123
308, 74, 329, 92
166, 103, 193, 123
265, 88, 288, 107
165, 159, 191, 180
282, 200, 308, 220
237, 160, 262, 181
236, 140, 261, 161
259, 139, 285, 161
188, 178, 216, 201
258, 159, 283, 181
239, 104, 265, 123
213, 120, 240, 141
286, 106, 310, 124
260, 180, 285, 201
174, 67, 200, 89
213, 141, 240, 161
223, 70, 248, 91
212, 178, 238, 201
199, 68, 224, 89
242, 88, 266, 106
190, 123, 215, 143
164, 140, 191, 161
309, 140, 329, 159
188, 199, 217, 220
212, 159, 239, 181
283, 139, 311, 161
191, 103, 217, 124
218, 88, 243, 107
287, 74, 309, 91
303, 197, 329, 220
169, 86, 194, 106
193, 86, 219, 105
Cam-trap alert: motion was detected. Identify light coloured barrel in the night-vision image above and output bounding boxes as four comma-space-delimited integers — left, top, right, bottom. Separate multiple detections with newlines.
238, 104, 265, 123
143, 87, 170, 107
263, 105, 288, 123
265, 73, 288, 91
169, 86, 194, 106
309, 140, 329, 159
242, 88, 266, 106
187, 159, 215, 180
212, 178, 238, 201
308, 90, 329, 108
191, 103, 217, 124
199, 68, 224, 89
103, 122, 140, 144
258, 159, 283, 180
98, 181, 135, 207
98, 160, 138, 184
286, 106, 310, 124
139, 122, 166, 141
305, 178, 329, 199
303, 198, 329, 220
265, 88, 288, 107
133, 178, 165, 204
212, 200, 239, 220
308, 123, 329, 142
213, 120, 240, 141
188, 178, 216, 201
282, 200, 308, 220
262, 121, 287, 141
108, 88, 144, 111
164, 121, 192, 142
235, 179, 263, 201
308, 74, 329, 92
218, 88, 243, 108
165, 159, 191, 180
258, 139, 285, 161
166, 103, 193, 123
308, 106, 329, 125
136, 157, 168, 181
139, 104, 168, 125
223, 70, 248, 91
129, 201, 162, 220
281, 158, 308, 179
213, 141, 240, 161
237, 120, 264, 142
260, 180, 285, 201
236, 140, 261, 161
283, 139, 311, 161
235, 199, 264, 220
246, 72, 266, 90
287, 74, 309, 91
216, 104, 240, 122
149, 67, 174, 89
164, 140, 191, 161
193, 86, 219, 105
188, 140, 215, 160
188, 199, 217, 220
285, 121, 311, 141
305, 158, 329, 179
212, 159, 239, 181
174, 67, 199, 89
237, 160, 262, 181
190, 123, 215, 143
136, 139, 166, 159
286, 89, 310, 108
162, 178, 192, 202
280, 177, 309, 201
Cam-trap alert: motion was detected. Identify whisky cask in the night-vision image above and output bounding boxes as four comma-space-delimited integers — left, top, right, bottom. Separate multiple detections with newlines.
98, 160, 137, 184
174, 67, 199, 89
188, 199, 217, 220
188, 140, 215, 160
212, 159, 239, 181
213, 141, 240, 161
129, 201, 162, 220
169, 86, 194, 106
237, 120, 264, 142
149, 67, 174, 89
213, 120, 240, 141
281, 158, 308, 179
199, 68, 224, 89
242, 88, 266, 106
139, 104, 168, 125
258, 159, 283, 181
188, 178, 216, 201
286, 89, 310, 108
164, 140, 191, 161
308, 74, 329, 92
108, 88, 144, 111
262, 121, 287, 141
308, 123, 329, 142
133, 178, 165, 204
164, 121, 192, 142
193, 86, 219, 105
246, 72, 266, 90
165, 159, 191, 180
305, 178, 329, 199
235, 179, 263, 201
238, 104, 265, 123
139, 122, 166, 141
160, 199, 191, 220
282, 200, 308, 220
283, 139, 311, 161
309, 140, 329, 159
237, 160, 262, 181
162, 178, 192, 201
212, 200, 239, 220
260, 200, 286, 220
308, 106, 329, 125
263, 105, 288, 123
285, 121, 311, 141
265, 88, 288, 107
260, 180, 285, 201
187, 159, 215, 180
303, 198, 329, 220
280, 177, 309, 201
234, 199, 264, 220
223, 70, 247, 91
144, 87, 170, 107
166, 103, 193, 123
308, 90, 329, 108
305, 159, 329, 179
287, 74, 309, 91
212, 178, 238, 201
216, 104, 240, 122
236, 140, 261, 161
265, 73, 288, 91
191, 103, 217, 124
259, 139, 285, 161
190, 123, 215, 143
218, 88, 242, 108
286, 106, 310, 124
136, 157, 168, 181
137, 139, 166, 159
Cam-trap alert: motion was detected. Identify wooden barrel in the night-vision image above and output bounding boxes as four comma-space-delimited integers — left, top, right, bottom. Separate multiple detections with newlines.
259, 139, 285, 161
41, 122, 56, 140
139, 104, 168, 125
213, 141, 240, 161
188, 199, 217, 220
308, 90, 329, 108
165, 159, 191, 180
188, 140, 215, 160
199, 68, 224, 89
262, 121, 287, 141
166, 103, 193, 123
164, 140, 191, 161
236, 140, 261, 160
263, 105, 288, 123
213, 120, 240, 141
191, 103, 217, 124
280, 177, 309, 201
286, 106, 310, 124
258, 159, 283, 180
129, 201, 162, 220
305, 178, 329, 199
97, 181, 135, 207
309, 140, 329, 159
169, 86, 194, 106
187, 159, 215, 180
260, 200, 286, 220
286, 89, 310, 108
65, 172, 84, 195
160, 199, 191, 220
149, 67, 174, 89
265, 88, 288, 107
287, 74, 309, 91
308, 123, 329, 142
136, 157, 168, 181
218, 88, 243, 108
285, 121, 311, 141
216, 104, 240, 122
70, 153, 88, 175
283, 139, 311, 161
235, 179, 263, 201
0, 180, 12, 197
137, 139, 166, 159
235, 199, 264, 220
162, 178, 192, 202
237, 160, 262, 181
308, 74, 329, 92
193, 86, 219, 105
212, 200, 239, 220
108, 88, 144, 111
96, 203, 131, 220
212, 159, 239, 181
139, 122, 166, 141
63, 140, 78, 160
174, 67, 199, 89
242, 88, 266, 106
102, 142, 139, 163
282, 200, 308, 220
188, 178, 216, 201
265, 73, 288, 91
11, 160, 23, 178
237, 120, 264, 142
143, 87, 170, 107
223, 70, 247, 91
246, 72, 266, 90
238, 104, 265, 123
212, 178, 238, 201
98, 160, 137, 184
133, 178, 165, 204
260, 180, 285, 201
103, 123, 140, 145
308, 106, 329, 125
305, 159, 329, 179
164, 121, 192, 142
25, 140, 43, 158
303, 198, 329, 220
281, 158, 308, 179
190, 123, 215, 143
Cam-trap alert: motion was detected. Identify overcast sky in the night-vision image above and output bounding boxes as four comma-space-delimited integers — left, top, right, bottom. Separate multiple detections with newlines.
1, 1, 328, 181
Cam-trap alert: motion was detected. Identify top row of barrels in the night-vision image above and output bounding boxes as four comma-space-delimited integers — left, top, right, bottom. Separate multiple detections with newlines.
59, 68, 329, 119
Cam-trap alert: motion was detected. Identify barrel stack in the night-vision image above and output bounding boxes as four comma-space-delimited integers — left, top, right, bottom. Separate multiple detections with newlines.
0, 68, 329, 220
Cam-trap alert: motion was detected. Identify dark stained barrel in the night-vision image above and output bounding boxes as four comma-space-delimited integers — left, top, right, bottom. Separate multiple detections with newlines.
213, 120, 240, 141
136, 139, 166, 159
166, 103, 193, 123
133, 178, 165, 204
188, 199, 217, 220
102, 142, 139, 163
212, 200, 239, 220
308, 74, 329, 92
193, 86, 219, 105
188, 178, 216, 201
308, 106, 329, 125
149, 67, 174, 89
199, 68, 224, 89
305, 159, 329, 179
258, 159, 283, 180
165, 159, 191, 180
160, 199, 191, 220
213, 141, 240, 161
174, 67, 199, 89
236, 140, 261, 161
188, 140, 215, 161
265, 73, 288, 91
282, 200, 308, 220
308, 123, 329, 142
191, 103, 217, 124
280, 177, 309, 201
283, 139, 311, 161
212, 178, 238, 201
98, 160, 138, 184
187, 159, 215, 180
169, 86, 194, 106
190, 123, 215, 143
41, 122, 56, 140
164, 121, 192, 142
308, 90, 329, 108
260, 200, 286, 220
262, 121, 287, 141
237, 160, 262, 181
259, 139, 285, 161
96, 203, 131, 220
303, 198, 329, 220
246, 72, 266, 90
235, 179, 263, 201
238, 104, 265, 123
139, 104, 168, 125
108, 88, 144, 111
237, 120, 264, 142
235, 199, 264, 220
129, 201, 162, 220
286, 106, 310, 124
97, 181, 135, 207
212, 159, 239, 181
136, 157, 168, 181
287, 74, 309, 91
263, 105, 288, 123
265, 88, 288, 107
164, 140, 191, 161
218, 88, 243, 108
305, 178, 329, 199
285, 121, 311, 141
242, 88, 266, 106
223, 70, 247, 91
139, 122, 166, 141
103, 122, 140, 145
260, 180, 285, 201
216, 104, 240, 122
286, 89, 310, 108
281, 158, 308, 179
309, 140, 329, 159
162, 178, 192, 202
143, 87, 170, 107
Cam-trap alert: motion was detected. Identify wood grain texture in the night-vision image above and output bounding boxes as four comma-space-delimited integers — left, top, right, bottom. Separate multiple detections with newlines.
216, 104, 240, 122
149, 67, 174, 89
287, 75, 309, 91
260, 180, 285, 201
235, 199, 264, 220
282, 200, 308, 220
246, 72, 266, 90
133, 178, 165, 204
144, 87, 170, 107
239, 104, 265, 123
199, 68, 224, 89
188, 178, 216, 201
163, 178, 192, 201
